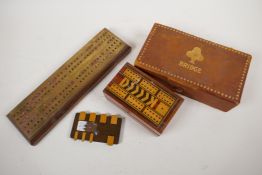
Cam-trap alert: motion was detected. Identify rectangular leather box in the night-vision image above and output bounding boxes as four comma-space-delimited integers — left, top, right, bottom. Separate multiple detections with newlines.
135, 23, 252, 111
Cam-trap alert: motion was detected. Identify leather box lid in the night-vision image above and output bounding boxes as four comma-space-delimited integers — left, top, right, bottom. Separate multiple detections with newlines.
135, 23, 252, 104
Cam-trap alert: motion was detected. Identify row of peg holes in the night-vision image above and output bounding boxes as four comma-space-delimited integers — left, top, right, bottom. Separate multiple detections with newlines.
13, 31, 123, 135
143, 108, 162, 124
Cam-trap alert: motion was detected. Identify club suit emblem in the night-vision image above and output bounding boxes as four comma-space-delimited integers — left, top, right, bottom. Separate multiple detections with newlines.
186, 47, 204, 64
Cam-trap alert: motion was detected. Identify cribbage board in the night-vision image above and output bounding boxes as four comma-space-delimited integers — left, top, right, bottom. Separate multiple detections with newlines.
70, 112, 122, 145
7, 28, 131, 145
103, 63, 183, 135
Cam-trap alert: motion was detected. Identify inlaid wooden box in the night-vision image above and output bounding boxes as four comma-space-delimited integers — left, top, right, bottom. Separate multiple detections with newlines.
103, 63, 183, 135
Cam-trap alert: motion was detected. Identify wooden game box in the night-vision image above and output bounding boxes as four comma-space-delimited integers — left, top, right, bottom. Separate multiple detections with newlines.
104, 63, 183, 135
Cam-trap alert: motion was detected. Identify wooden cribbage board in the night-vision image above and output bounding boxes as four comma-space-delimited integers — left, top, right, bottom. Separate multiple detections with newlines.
70, 112, 122, 145
7, 28, 130, 145
104, 63, 183, 135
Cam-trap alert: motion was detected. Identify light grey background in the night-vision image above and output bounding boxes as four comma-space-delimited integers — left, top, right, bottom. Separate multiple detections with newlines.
0, 0, 261, 175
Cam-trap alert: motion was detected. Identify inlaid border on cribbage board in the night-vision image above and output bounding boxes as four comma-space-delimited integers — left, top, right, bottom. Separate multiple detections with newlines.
103, 63, 184, 135
70, 112, 122, 145
7, 28, 131, 145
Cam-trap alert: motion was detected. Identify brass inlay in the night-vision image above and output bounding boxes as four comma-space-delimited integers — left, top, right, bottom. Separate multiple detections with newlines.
79, 112, 86, 121
89, 113, 96, 122
81, 132, 86, 141
147, 97, 158, 108
142, 107, 162, 125
123, 68, 141, 82
107, 136, 114, 146
74, 131, 78, 140
119, 77, 129, 88
89, 133, 94, 143
141, 92, 150, 102
131, 84, 140, 95
119, 77, 158, 108
136, 88, 144, 98
126, 95, 145, 111
100, 114, 107, 123
108, 83, 128, 99
110, 115, 118, 125
155, 102, 169, 116
157, 91, 175, 106
140, 79, 158, 95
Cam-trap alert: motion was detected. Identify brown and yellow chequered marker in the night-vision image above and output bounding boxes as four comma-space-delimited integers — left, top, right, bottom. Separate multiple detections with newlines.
70, 112, 122, 146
